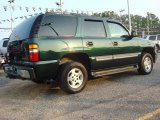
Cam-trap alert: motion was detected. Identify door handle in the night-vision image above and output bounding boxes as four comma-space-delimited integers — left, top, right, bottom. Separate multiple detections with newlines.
113, 42, 118, 46
86, 42, 93, 47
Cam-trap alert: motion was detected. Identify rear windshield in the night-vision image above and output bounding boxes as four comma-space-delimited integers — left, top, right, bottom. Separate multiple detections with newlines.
9, 15, 39, 42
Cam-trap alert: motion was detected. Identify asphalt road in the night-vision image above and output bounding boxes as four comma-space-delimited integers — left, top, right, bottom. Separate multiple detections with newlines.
0, 55, 160, 120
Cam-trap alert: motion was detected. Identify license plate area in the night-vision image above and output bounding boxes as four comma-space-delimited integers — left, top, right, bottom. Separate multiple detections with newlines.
4, 66, 13, 71
4, 65, 17, 73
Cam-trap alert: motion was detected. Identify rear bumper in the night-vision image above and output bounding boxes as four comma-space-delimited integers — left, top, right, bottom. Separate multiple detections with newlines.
3, 60, 59, 80
3, 64, 36, 80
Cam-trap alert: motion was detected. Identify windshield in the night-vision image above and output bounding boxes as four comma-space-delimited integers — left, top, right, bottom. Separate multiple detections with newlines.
9, 15, 39, 42
3, 40, 8, 47
149, 36, 156, 40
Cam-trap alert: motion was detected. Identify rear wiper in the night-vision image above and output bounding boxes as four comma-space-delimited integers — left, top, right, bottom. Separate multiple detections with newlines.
42, 23, 59, 36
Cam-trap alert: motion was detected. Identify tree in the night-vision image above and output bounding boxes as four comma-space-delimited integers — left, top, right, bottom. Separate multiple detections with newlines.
94, 11, 160, 35
94, 11, 120, 20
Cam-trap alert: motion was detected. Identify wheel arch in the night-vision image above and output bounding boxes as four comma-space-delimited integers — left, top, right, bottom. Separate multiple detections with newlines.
155, 44, 160, 49
141, 47, 156, 63
58, 53, 91, 76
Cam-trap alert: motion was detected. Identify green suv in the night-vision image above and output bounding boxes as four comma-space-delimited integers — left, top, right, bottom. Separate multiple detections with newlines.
3, 13, 157, 93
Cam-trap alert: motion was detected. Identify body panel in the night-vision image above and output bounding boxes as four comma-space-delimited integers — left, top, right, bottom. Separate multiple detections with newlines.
4, 14, 156, 81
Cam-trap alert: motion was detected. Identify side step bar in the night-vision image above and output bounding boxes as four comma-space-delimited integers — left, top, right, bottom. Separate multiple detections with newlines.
92, 66, 137, 77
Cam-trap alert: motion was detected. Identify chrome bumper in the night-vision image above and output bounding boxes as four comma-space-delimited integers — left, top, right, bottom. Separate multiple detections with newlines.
3, 64, 36, 80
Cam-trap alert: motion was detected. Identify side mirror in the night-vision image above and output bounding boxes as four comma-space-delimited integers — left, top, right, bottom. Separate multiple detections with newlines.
131, 31, 138, 37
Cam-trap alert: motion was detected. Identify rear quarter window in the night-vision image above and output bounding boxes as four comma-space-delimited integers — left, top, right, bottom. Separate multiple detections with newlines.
38, 15, 77, 37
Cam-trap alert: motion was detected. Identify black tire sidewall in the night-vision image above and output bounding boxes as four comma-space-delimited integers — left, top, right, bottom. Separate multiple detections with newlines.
59, 62, 88, 94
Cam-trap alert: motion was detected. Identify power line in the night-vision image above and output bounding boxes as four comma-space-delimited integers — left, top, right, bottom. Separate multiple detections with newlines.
0, 28, 12, 30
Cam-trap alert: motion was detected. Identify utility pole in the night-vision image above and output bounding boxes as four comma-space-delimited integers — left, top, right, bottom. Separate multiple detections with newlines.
147, 12, 150, 35
56, 0, 63, 13
8, 0, 14, 31
60, 0, 62, 12
127, 0, 132, 34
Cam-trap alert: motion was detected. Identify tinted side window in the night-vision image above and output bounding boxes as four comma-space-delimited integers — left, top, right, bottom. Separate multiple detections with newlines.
157, 35, 160, 40
3, 40, 8, 47
149, 36, 156, 40
39, 16, 77, 37
83, 20, 106, 37
108, 22, 129, 37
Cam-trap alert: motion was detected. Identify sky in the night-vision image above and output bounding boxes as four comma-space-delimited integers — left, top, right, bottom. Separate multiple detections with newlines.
0, 0, 160, 39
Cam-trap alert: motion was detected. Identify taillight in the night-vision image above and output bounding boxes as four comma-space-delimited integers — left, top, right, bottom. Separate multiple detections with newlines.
29, 44, 39, 62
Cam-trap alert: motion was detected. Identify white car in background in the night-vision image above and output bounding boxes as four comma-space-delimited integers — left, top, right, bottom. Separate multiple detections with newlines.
0, 38, 9, 66
144, 34, 160, 51
0, 55, 5, 66
0, 38, 9, 55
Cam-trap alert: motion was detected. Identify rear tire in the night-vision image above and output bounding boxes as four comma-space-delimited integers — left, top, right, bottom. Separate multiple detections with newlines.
59, 62, 88, 94
138, 52, 153, 75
